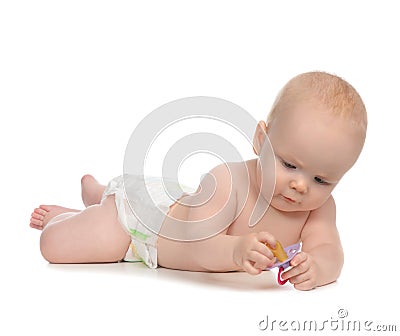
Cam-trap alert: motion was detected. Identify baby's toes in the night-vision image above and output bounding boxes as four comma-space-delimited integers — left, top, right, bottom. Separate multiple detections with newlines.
36, 207, 48, 216
30, 217, 43, 227
30, 206, 50, 230
30, 218, 43, 230
31, 212, 44, 221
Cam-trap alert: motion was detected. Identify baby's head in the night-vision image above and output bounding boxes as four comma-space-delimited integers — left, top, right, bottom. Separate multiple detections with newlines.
253, 71, 367, 212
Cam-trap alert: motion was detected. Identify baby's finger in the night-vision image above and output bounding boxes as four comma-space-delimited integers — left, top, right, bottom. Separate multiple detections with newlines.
249, 251, 274, 269
253, 241, 275, 260
290, 252, 307, 267
282, 255, 310, 281
257, 231, 276, 249
288, 271, 309, 285
294, 279, 316, 291
242, 260, 262, 275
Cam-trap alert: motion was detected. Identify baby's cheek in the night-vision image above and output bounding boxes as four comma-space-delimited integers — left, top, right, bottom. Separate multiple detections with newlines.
308, 189, 332, 209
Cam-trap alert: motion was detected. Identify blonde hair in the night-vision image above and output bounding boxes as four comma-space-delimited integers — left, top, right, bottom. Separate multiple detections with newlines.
267, 71, 368, 133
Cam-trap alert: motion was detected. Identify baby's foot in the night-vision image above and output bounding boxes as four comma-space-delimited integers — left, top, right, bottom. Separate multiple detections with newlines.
29, 205, 79, 230
81, 174, 106, 207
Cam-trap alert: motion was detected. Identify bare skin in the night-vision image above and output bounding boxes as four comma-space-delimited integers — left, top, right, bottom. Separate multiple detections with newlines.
29, 175, 104, 230
81, 174, 106, 207
30, 205, 79, 230
30, 175, 130, 263
30, 76, 366, 290
156, 97, 364, 291
30, 106, 358, 285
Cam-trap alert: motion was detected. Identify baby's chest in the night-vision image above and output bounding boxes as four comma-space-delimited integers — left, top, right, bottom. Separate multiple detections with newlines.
228, 199, 309, 247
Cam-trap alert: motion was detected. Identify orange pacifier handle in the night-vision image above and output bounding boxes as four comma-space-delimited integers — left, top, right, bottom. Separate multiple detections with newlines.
265, 243, 300, 286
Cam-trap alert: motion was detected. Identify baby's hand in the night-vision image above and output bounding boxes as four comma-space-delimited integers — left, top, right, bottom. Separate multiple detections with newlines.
281, 252, 319, 290
233, 232, 276, 275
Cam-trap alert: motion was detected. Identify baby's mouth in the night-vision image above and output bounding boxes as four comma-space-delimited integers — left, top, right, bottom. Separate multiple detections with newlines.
281, 195, 297, 204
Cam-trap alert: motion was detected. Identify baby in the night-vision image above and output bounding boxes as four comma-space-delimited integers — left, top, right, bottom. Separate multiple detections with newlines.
30, 71, 367, 291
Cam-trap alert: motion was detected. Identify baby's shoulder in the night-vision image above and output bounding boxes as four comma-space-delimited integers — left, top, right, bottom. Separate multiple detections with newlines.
198, 161, 254, 204
305, 195, 336, 227
205, 161, 248, 188
224, 160, 256, 193
195, 162, 243, 205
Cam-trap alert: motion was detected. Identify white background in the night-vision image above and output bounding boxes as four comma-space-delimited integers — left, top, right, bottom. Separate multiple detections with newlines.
1, 1, 399, 335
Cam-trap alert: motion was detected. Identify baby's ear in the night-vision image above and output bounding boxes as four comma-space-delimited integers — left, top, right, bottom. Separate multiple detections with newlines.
252, 121, 268, 156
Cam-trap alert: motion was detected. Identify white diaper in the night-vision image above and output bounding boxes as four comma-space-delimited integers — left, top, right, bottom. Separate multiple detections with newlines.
102, 174, 195, 268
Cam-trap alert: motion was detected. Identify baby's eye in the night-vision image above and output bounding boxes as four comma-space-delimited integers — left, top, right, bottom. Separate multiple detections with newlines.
314, 176, 328, 185
282, 160, 296, 169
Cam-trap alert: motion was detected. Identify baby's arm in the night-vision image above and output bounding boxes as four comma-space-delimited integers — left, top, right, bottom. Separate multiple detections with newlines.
281, 196, 344, 290
158, 163, 276, 273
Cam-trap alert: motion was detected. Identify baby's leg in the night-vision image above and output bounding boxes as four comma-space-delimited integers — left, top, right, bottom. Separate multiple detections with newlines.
39, 196, 130, 263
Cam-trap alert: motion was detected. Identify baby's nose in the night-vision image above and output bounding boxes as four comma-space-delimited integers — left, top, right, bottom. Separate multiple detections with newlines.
289, 179, 308, 194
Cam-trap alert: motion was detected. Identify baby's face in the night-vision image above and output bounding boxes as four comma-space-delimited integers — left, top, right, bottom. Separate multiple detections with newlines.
257, 98, 364, 212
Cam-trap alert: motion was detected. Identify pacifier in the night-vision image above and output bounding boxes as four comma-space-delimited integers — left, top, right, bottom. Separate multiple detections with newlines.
266, 243, 301, 285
